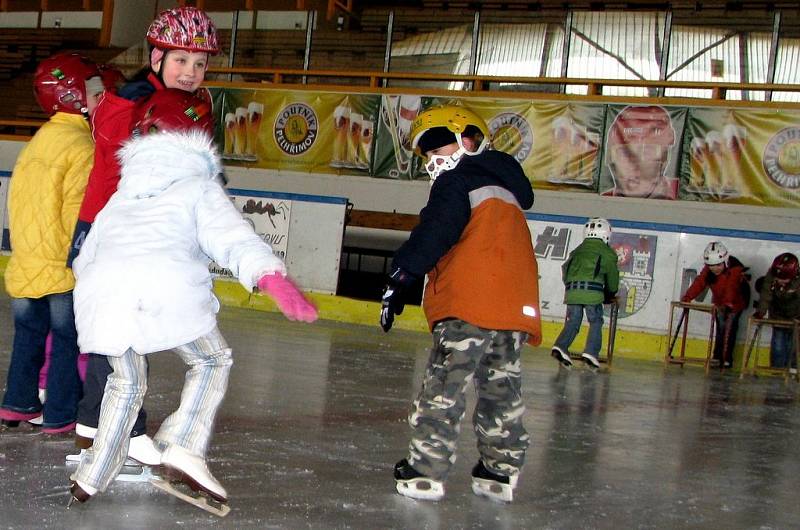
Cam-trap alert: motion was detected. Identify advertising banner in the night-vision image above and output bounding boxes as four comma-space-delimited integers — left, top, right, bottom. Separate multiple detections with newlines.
210, 193, 292, 278
598, 105, 687, 200
217, 88, 379, 174
681, 107, 800, 207
373, 95, 605, 191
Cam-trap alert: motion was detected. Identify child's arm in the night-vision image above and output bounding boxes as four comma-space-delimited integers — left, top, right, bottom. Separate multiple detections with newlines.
61, 138, 95, 260
195, 183, 317, 322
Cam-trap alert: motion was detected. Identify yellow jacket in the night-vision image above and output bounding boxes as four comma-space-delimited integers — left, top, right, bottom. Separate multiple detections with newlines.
5, 112, 93, 298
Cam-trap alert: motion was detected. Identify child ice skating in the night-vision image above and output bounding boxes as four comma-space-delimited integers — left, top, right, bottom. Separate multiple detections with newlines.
0, 53, 107, 433
67, 5, 220, 467
754, 252, 800, 371
380, 105, 541, 503
67, 89, 318, 515
681, 241, 750, 368
551, 217, 620, 370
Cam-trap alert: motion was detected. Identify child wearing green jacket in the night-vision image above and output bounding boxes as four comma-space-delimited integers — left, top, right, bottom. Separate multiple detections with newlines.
551, 218, 620, 369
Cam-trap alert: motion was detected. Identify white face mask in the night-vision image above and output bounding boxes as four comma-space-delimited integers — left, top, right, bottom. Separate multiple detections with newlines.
424, 135, 489, 184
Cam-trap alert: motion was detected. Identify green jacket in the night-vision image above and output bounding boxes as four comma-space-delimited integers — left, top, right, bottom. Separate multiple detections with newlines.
757, 271, 800, 320
562, 238, 620, 305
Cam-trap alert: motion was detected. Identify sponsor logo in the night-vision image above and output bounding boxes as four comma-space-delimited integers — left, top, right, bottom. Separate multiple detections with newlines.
488, 112, 533, 163
274, 103, 318, 156
763, 127, 800, 189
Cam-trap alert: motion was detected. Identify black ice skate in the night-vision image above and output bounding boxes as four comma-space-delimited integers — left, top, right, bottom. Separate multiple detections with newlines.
551, 346, 573, 369
151, 445, 230, 517
581, 352, 601, 371
393, 458, 444, 501
471, 460, 517, 503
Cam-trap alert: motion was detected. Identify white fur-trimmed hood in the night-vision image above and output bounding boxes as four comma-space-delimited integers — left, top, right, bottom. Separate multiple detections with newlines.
116, 130, 222, 198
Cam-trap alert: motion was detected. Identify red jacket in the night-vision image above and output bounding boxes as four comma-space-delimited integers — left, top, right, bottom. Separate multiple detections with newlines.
682, 256, 750, 312
78, 73, 164, 223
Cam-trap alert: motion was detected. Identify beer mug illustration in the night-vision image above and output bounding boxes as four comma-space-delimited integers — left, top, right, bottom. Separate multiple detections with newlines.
245, 102, 264, 162
331, 105, 350, 168
721, 123, 746, 192
223, 112, 236, 157
359, 119, 373, 170
689, 137, 708, 189
548, 116, 572, 183
704, 131, 723, 191
234, 107, 248, 158
348, 112, 363, 168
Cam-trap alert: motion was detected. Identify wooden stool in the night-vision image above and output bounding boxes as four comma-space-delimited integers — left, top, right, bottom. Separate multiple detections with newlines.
740, 316, 800, 383
664, 301, 717, 375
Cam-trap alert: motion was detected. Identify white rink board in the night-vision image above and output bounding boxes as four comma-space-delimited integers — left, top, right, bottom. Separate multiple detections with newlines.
527, 213, 800, 338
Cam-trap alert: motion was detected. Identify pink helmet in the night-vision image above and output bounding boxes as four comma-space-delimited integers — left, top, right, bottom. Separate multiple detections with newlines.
132, 88, 215, 137
146, 6, 220, 55
33, 52, 101, 116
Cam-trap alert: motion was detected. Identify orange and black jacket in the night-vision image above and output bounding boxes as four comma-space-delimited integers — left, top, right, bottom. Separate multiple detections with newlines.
392, 149, 541, 345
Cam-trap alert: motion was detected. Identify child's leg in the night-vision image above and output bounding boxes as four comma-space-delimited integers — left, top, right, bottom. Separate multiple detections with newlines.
38, 333, 53, 392
154, 327, 232, 456
554, 304, 584, 352
73, 350, 147, 492
770, 328, 792, 368
404, 319, 487, 481
42, 292, 81, 429
1, 297, 48, 418
583, 304, 604, 357
77, 354, 149, 437
473, 330, 528, 478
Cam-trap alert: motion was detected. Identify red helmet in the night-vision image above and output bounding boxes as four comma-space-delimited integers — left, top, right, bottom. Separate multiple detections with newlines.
146, 6, 220, 55
771, 252, 799, 281
33, 52, 100, 116
98, 64, 126, 94
132, 88, 215, 137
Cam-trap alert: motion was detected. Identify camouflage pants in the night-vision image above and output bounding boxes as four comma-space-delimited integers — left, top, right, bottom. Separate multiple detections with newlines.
406, 319, 529, 481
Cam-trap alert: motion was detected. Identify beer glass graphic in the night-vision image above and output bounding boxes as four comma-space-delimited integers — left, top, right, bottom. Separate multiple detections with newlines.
359, 119, 373, 170
704, 131, 723, 191
549, 116, 572, 183
348, 112, 363, 168
223, 112, 236, 158
234, 107, 247, 158
689, 137, 708, 188
245, 102, 264, 162
721, 123, 746, 192
331, 105, 350, 168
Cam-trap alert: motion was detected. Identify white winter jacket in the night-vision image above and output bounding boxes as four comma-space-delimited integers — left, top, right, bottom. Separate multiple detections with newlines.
73, 130, 286, 356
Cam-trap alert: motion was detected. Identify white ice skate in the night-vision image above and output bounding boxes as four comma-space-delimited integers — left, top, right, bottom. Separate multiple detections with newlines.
393, 459, 444, 502
470, 461, 517, 503
65, 433, 162, 483
152, 444, 229, 517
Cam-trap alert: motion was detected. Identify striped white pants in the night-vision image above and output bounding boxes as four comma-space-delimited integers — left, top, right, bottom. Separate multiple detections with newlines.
73, 328, 232, 491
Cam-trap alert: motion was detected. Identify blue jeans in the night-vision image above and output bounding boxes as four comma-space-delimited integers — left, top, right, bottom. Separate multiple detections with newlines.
1, 293, 82, 428
554, 304, 604, 357
770, 328, 797, 369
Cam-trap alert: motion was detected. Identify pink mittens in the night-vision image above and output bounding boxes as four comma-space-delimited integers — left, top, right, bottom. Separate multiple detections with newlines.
257, 273, 318, 322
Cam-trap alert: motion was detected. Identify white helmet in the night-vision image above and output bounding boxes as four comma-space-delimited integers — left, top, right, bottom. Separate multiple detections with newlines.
703, 241, 729, 266
584, 217, 611, 243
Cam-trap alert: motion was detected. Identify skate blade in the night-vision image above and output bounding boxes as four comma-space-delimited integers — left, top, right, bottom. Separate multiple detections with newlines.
150, 478, 230, 517
471, 478, 513, 503
66, 453, 142, 467
395, 478, 444, 501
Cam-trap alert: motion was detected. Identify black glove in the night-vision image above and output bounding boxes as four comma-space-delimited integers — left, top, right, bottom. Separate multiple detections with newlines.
380, 268, 415, 333
604, 289, 618, 305
66, 219, 92, 268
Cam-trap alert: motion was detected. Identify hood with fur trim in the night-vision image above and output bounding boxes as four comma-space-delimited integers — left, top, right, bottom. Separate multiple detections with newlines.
116, 129, 222, 199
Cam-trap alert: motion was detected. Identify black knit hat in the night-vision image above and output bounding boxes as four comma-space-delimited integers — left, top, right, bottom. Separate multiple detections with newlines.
417, 126, 458, 154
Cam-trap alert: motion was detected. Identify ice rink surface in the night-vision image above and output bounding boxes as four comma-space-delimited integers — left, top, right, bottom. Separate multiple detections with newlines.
0, 295, 799, 529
